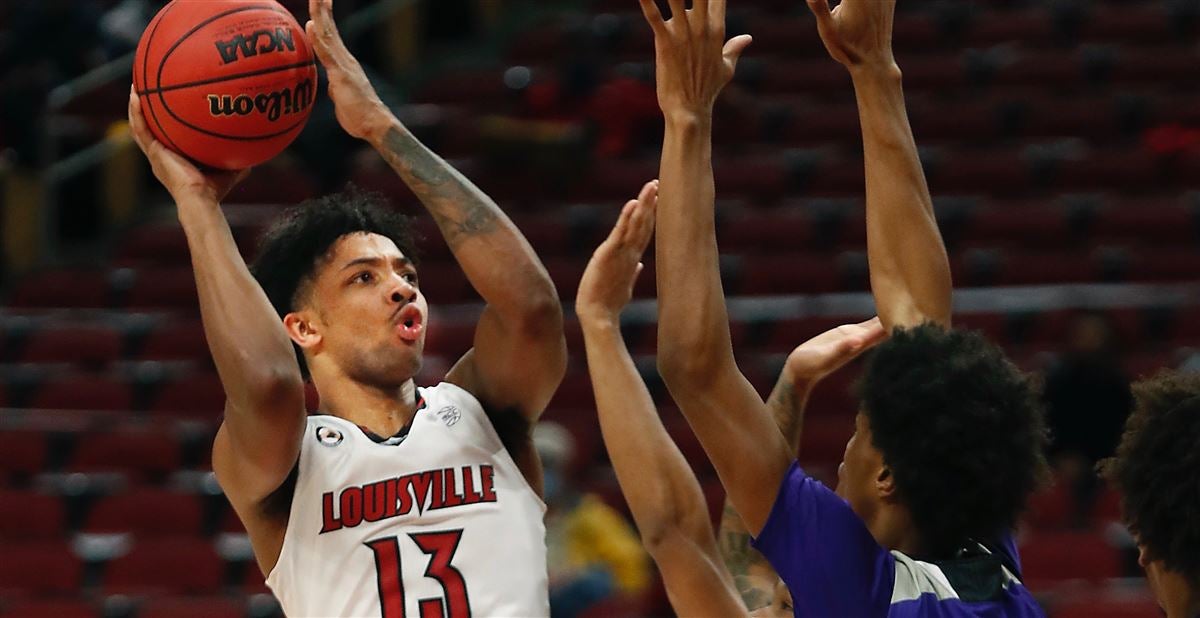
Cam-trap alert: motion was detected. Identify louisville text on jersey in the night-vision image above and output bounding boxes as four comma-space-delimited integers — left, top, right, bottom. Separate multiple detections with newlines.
320, 464, 498, 534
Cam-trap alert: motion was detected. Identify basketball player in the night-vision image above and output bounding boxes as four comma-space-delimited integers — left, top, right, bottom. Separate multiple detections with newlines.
1100, 370, 1200, 618
575, 179, 886, 617
124, 0, 565, 615
642, 0, 1049, 615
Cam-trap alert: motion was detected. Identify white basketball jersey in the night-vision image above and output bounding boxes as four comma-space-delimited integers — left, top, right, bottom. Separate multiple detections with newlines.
266, 382, 549, 618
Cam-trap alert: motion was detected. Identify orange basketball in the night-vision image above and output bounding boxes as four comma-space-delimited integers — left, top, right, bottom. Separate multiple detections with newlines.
133, 0, 318, 170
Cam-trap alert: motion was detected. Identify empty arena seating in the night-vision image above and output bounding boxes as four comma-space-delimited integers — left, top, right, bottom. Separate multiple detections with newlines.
1, 0, 1195, 614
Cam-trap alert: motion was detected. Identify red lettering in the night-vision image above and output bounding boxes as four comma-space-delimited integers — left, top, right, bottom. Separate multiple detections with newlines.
461, 466, 482, 505
397, 475, 415, 516
430, 469, 445, 510
480, 465, 497, 502
442, 468, 464, 508
411, 472, 433, 514
385, 477, 399, 518
341, 486, 363, 528
320, 491, 342, 534
364, 481, 387, 522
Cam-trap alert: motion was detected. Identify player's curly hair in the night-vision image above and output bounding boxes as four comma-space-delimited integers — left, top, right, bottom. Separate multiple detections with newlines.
250, 185, 420, 377
857, 323, 1050, 559
1100, 370, 1200, 586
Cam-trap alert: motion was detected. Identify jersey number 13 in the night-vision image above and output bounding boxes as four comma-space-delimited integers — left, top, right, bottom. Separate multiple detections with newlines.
365, 529, 470, 618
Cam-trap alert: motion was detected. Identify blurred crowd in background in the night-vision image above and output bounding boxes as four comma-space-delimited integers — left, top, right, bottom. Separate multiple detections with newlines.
1, 0, 1198, 616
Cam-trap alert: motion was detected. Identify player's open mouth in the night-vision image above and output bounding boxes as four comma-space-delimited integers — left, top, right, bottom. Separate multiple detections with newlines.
395, 305, 424, 342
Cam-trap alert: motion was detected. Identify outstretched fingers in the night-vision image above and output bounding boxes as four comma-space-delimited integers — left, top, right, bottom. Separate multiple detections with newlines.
637, 0, 668, 36
625, 181, 658, 250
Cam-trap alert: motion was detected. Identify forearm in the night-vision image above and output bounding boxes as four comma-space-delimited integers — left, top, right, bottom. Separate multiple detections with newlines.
581, 319, 710, 549
178, 198, 304, 416
654, 116, 736, 379
766, 372, 814, 453
369, 120, 558, 315
852, 65, 952, 329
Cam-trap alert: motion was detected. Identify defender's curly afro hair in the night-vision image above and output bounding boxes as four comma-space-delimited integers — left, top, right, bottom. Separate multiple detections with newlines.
249, 185, 419, 377
857, 323, 1050, 559
1100, 370, 1200, 586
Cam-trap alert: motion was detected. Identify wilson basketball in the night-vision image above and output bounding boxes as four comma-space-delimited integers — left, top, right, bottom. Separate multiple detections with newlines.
133, 0, 317, 170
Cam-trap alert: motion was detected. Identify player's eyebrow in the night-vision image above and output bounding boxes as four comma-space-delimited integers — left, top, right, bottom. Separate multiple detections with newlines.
340, 256, 412, 271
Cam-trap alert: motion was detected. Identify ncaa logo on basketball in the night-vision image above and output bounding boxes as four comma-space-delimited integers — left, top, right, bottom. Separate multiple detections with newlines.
214, 28, 296, 64
436, 406, 462, 427
316, 426, 344, 447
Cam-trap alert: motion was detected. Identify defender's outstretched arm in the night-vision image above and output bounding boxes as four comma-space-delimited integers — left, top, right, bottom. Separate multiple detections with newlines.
308, 0, 565, 419
577, 181, 745, 618
808, 0, 951, 329
641, 0, 791, 536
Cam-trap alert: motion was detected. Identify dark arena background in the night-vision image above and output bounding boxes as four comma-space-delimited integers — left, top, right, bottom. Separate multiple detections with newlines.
1, 0, 1198, 616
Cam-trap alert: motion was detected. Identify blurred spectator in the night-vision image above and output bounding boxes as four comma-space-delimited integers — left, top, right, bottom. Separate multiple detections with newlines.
535, 422, 650, 618
1042, 312, 1133, 520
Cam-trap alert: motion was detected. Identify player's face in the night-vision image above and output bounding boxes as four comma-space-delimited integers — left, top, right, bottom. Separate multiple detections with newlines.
835, 412, 887, 521
1138, 545, 1196, 614
307, 233, 429, 386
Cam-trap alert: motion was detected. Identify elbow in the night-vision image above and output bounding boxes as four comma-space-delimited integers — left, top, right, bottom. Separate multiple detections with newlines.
657, 344, 725, 392
516, 290, 565, 340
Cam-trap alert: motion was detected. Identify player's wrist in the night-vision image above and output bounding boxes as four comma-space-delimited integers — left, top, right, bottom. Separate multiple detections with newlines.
577, 311, 622, 334
363, 109, 403, 147
848, 58, 902, 84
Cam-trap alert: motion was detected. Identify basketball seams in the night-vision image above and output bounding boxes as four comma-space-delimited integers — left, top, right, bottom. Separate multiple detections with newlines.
139, 0, 186, 157
137, 59, 318, 96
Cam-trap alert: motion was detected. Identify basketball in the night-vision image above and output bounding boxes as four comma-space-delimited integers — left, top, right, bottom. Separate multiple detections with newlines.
133, 0, 317, 170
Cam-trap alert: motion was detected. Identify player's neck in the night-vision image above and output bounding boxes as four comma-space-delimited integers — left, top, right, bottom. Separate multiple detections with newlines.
315, 375, 421, 438
871, 506, 924, 558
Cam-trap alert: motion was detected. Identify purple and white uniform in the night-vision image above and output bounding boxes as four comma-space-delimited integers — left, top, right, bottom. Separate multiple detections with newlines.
753, 462, 1046, 617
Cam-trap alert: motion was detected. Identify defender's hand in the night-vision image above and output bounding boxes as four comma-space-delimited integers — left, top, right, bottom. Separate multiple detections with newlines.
806, 0, 898, 72
785, 317, 887, 384
576, 181, 658, 326
128, 88, 247, 204
638, 0, 752, 121
307, 0, 394, 142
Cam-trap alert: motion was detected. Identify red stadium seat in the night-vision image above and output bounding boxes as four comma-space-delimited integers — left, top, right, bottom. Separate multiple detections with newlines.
29, 373, 133, 411
138, 322, 213, 364
69, 430, 180, 478
0, 430, 48, 480
84, 489, 204, 537
1052, 591, 1162, 618
125, 268, 199, 312
423, 320, 477, 358
1, 599, 100, 618
20, 326, 123, 367
114, 223, 191, 267
1019, 531, 1122, 588
102, 538, 224, 595
0, 490, 64, 540
151, 373, 226, 418
0, 541, 82, 595
7, 269, 110, 309
138, 596, 245, 618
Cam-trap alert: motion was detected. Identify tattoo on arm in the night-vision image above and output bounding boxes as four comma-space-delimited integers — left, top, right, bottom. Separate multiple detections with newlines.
767, 373, 807, 451
379, 127, 500, 249
718, 502, 776, 610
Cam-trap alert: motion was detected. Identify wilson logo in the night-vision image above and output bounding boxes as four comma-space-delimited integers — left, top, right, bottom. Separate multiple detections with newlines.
207, 79, 314, 122
215, 28, 296, 64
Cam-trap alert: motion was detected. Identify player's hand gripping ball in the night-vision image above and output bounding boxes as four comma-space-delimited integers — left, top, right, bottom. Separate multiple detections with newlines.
133, 0, 317, 170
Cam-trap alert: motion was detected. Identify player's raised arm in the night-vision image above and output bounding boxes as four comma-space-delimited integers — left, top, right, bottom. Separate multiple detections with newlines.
127, 92, 306, 506
576, 181, 745, 618
640, 0, 788, 536
306, 0, 565, 419
807, 0, 951, 330
717, 318, 886, 608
